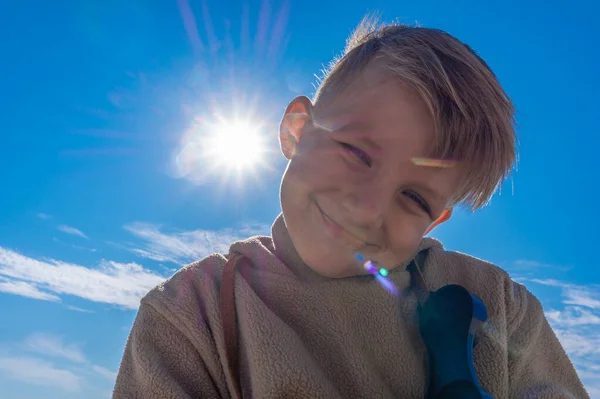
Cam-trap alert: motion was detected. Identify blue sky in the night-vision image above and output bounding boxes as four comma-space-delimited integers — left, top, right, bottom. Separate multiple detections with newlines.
1, 0, 599, 397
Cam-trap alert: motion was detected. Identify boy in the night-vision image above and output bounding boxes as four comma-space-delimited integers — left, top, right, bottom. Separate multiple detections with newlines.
113, 17, 589, 398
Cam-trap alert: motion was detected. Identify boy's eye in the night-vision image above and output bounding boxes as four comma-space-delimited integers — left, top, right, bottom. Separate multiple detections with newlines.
403, 191, 431, 216
339, 142, 372, 167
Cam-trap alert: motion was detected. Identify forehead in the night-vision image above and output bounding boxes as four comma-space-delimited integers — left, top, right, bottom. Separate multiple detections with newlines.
316, 63, 436, 155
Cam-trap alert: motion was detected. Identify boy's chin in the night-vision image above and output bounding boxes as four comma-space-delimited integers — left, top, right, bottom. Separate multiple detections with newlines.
302, 253, 369, 279
308, 266, 367, 279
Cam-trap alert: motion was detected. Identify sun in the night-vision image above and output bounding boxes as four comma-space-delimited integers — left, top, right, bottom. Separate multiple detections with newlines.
174, 113, 270, 185
205, 120, 265, 171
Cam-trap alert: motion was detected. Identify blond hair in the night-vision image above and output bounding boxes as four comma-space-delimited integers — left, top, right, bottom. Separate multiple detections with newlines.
314, 16, 517, 210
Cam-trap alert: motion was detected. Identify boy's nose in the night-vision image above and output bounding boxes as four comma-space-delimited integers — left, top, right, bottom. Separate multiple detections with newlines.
340, 185, 389, 230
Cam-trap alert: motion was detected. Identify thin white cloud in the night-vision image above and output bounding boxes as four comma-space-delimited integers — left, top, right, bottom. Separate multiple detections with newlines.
553, 327, 600, 357
546, 307, 600, 327
575, 360, 600, 398
531, 278, 600, 310
129, 248, 177, 263
529, 278, 570, 288
36, 213, 52, 220
525, 278, 600, 395
0, 334, 119, 394
124, 222, 269, 264
91, 365, 118, 381
52, 237, 97, 252
57, 225, 88, 239
0, 356, 82, 393
0, 278, 60, 302
564, 290, 600, 310
65, 305, 95, 313
512, 259, 572, 272
0, 246, 165, 309
24, 333, 86, 363
552, 325, 600, 396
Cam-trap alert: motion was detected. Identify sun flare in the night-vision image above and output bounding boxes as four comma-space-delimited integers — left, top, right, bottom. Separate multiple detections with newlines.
206, 120, 265, 170
174, 113, 270, 185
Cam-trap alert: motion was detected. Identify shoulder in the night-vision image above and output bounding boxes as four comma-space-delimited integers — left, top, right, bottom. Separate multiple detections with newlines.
117, 254, 235, 397
139, 252, 229, 336
148, 253, 228, 300
425, 239, 540, 326
143, 228, 272, 294
138, 233, 275, 328
424, 238, 510, 290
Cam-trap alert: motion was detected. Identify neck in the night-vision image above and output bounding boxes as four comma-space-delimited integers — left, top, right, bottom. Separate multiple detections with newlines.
270, 213, 437, 283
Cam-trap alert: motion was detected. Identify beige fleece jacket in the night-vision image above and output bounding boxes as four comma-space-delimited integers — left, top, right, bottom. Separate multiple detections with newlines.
113, 215, 589, 398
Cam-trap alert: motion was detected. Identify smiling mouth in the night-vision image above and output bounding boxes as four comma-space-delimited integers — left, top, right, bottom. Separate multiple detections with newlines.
316, 203, 377, 248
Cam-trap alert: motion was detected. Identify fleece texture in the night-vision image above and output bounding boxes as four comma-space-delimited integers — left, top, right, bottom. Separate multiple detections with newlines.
113, 214, 589, 398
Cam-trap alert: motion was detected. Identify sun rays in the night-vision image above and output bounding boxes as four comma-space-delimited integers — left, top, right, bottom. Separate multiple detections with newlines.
172, 104, 274, 187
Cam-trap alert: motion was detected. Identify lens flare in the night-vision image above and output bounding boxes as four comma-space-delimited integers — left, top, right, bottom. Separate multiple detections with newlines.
411, 157, 456, 169
356, 253, 398, 296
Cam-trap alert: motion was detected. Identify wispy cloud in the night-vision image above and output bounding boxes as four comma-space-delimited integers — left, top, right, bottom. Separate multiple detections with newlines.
564, 291, 600, 309
91, 365, 118, 381
0, 334, 118, 393
0, 356, 82, 393
65, 305, 95, 313
52, 237, 97, 252
525, 278, 600, 395
546, 307, 600, 327
512, 260, 572, 272
0, 277, 61, 301
0, 246, 165, 309
531, 278, 600, 310
23, 333, 86, 364
124, 222, 269, 265
552, 324, 600, 396
36, 213, 52, 220
57, 225, 88, 239
130, 248, 177, 263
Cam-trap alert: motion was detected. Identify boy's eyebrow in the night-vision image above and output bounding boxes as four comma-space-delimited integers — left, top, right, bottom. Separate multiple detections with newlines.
335, 122, 382, 152
413, 182, 448, 204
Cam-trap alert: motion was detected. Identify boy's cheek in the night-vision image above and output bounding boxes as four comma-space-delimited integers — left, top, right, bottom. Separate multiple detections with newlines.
286, 153, 348, 191
384, 222, 429, 264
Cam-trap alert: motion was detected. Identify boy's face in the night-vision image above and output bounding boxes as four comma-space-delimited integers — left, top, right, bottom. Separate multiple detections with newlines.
279, 63, 464, 278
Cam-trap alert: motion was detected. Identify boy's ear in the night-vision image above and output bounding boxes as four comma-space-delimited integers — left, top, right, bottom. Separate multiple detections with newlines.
424, 208, 453, 235
279, 96, 313, 159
